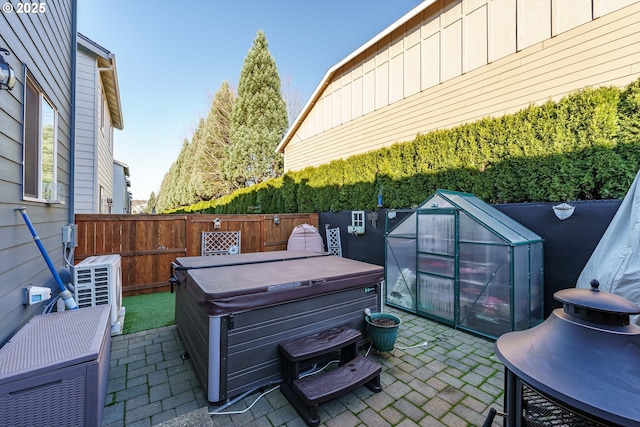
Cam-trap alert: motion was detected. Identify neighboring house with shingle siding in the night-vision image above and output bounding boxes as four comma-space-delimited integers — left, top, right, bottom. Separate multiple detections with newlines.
278, 0, 640, 171
75, 33, 124, 214
0, 1, 77, 345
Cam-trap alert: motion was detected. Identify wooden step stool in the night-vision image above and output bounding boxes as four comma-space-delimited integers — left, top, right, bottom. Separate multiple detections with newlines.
279, 325, 382, 427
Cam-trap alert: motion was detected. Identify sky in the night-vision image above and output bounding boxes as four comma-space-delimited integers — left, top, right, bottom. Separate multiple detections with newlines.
78, 0, 425, 200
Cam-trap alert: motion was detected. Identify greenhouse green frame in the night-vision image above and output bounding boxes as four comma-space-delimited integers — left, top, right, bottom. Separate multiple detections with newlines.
385, 190, 544, 339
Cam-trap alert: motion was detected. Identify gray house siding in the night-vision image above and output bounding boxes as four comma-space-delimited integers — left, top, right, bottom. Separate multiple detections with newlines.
112, 161, 130, 214
74, 34, 122, 214
75, 47, 98, 213
0, 1, 76, 345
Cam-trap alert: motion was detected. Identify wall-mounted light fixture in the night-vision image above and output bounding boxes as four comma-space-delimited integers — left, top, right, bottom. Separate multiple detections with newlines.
213, 218, 221, 229
0, 47, 16, 91
273, 215, 280, 225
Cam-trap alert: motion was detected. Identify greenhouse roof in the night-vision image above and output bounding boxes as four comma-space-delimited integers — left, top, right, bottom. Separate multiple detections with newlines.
390, 189, 543, 245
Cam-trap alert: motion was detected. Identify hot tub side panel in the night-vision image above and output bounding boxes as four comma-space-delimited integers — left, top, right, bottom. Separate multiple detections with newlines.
223, 282, 381, 401
175, 282, 212, 400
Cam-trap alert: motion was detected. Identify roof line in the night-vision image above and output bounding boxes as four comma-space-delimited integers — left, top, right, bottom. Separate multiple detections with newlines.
77, 32, 124, 129
77, 32, 112, 60
277, 0, 436, 154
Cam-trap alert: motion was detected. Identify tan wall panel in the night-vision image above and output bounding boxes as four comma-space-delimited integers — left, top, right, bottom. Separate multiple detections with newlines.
421, 32, 441, 90
284, 2, 640, 172
406, 18, 422, 47
406, 43, 421, 97
377, 41, 390, 62
489, 0, 516, 62
517, 0, 551, 50
390, 53, 404, 103
352, 76, 363, 119
595, 0, 637, 16
442, 19, 462, 81
375, 61, 389, 109
315, 97, 323, 135
352, 59, 363, 79
465, 4, 488, 73
390, 31, 405, 58
552, 0, 592, 35
363, 69, 375, 114
364, 52, 375, 73
342, 82, 352, 123
442, 0, 462, 26
332, 86, 341, 127
423, 8, 441, 37
323, 92, 332, 131
466, 0, 487, 11
302, 104, 311, 139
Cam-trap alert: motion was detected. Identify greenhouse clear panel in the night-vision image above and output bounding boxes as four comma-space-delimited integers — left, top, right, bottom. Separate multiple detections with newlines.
418, 214, 455, 255
530, 243, 544, 325
387, 212, 416, 237
419, 195, 453, 209
513, 245, 530, 330
459, 243, 512, 337
459, 212, 504, 244
385, 236, 417, 311
418, 253, 455, 277
417, 273, 455, 322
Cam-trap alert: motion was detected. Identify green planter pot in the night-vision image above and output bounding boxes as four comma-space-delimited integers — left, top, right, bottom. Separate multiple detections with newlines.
365, 313, 402, 352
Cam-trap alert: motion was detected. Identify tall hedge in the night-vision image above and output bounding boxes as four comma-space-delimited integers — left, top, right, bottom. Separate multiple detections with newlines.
164, 79, 640, 214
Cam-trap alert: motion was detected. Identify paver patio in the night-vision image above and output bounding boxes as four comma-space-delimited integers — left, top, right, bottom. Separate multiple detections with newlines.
102, 306, 504, 427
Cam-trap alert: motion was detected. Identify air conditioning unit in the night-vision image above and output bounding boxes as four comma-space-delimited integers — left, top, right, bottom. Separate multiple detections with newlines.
73, 254, 125, 335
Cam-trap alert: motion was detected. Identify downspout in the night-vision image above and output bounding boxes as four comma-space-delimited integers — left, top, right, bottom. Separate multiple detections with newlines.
69, 0, 77, 225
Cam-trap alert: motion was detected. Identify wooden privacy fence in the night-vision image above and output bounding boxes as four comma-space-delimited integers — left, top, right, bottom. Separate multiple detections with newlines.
73, 213, 319, 296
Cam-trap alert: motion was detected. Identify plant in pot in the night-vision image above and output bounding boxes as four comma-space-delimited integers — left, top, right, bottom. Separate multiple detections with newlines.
364, 308, 402, 352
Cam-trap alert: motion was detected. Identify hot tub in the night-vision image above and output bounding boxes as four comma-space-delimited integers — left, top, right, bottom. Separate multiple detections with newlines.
171, 251, 383, 403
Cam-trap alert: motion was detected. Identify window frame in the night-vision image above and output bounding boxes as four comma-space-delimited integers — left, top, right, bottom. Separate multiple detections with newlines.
22, 69, 59, 203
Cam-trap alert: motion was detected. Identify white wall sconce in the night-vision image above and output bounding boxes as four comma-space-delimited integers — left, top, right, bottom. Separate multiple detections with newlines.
273, 215, 280, 225
0, 47, 16, 91
213, 218, 221, 229
553, 203, 575, 220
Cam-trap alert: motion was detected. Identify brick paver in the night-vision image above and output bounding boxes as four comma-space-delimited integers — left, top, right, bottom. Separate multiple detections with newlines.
104, 307, 505, 427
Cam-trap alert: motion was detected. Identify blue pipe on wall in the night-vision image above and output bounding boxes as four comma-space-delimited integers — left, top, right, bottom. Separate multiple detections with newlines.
17, 208, 78, 310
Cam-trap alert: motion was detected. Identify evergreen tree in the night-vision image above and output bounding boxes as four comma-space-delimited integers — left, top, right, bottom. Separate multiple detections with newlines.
176, 138, 196, 206
224, 31, 288, 186
144, 192, 156, 214
190, 81, 236, 199
156, 139, 190, 210
155, 170, 172, 212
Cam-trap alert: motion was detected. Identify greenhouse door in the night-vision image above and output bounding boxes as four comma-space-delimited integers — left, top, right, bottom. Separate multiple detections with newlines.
416, 209, 458, 325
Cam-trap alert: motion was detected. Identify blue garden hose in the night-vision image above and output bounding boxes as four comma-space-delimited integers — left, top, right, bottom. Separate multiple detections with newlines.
16, 208, 78, 310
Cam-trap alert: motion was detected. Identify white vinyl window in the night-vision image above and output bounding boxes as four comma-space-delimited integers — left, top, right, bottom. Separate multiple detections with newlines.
23, 75, 58, 201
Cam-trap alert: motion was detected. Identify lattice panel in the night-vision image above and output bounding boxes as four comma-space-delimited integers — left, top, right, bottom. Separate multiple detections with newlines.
326, 227, 342, 257
202, 231, 241, 256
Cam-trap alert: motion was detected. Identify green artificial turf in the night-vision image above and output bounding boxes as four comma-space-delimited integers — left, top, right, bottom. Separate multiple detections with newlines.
122, 292, 176, 334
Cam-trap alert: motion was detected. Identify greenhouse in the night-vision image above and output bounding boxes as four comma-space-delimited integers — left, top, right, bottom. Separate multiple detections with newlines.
385, 190, 544, 339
